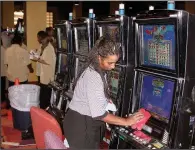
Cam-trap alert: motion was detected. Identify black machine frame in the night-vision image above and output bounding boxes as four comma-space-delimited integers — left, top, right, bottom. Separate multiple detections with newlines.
55, 21, 73, 54
110, 10, 195, 149
133, 10, 195, 148
123, 9, 195, 149
54, 21, 73, 88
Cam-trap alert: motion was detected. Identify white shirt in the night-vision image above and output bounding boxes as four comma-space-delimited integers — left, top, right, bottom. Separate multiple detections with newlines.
36, 44, 42, 76
69, 67, 109, 119
40, 42, 56, 85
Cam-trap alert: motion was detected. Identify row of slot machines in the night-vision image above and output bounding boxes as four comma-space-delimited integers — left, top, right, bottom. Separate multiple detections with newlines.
54, 9, 195, 149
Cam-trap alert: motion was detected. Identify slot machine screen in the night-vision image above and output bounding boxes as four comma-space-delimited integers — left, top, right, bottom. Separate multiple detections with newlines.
139, 74, 175, 122
56, 53, 68, 74
74, 26, 89, 55
99, 24, 120, 42
56, 27, 67, 50
140, 25, 176, 70
109, 70, 120, 99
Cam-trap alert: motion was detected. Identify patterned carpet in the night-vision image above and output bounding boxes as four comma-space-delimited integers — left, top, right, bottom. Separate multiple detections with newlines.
1, 109, 36, 149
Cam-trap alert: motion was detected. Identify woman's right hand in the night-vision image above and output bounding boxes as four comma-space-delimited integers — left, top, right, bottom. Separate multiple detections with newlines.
125, 112, 144, 126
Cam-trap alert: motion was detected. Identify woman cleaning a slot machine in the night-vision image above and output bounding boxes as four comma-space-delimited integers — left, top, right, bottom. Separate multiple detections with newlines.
63, 36, 144, 149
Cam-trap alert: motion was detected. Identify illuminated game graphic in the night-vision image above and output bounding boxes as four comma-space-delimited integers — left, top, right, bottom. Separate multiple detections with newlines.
61, 40, 67, 49
109, 70, 120, 96
140, 75, 175, 121
75, 27, 89, 55
100, 25, 120, 42
142, 25, 175, 70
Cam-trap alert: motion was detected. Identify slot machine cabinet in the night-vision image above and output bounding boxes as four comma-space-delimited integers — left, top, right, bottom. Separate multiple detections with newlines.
95, 15, 135, 148
48, 21, 73, 109
54, 21, 73, 88
95, 15, 134, 118
65, 18, 95, 99
113, 10, 195, 149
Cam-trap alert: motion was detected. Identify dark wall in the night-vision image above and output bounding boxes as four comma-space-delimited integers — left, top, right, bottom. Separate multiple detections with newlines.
14, 1, 186, 25
47, 1, 73, 20
125, 1, 185, 16
82, 1, 110, 17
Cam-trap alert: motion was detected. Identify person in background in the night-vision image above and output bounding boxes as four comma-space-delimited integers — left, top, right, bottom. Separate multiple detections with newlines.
46, 27, 57, 52
4, 35, 34, 108
32, 32, 56, 109
63, 36, 144, 149
35, 30, 45, 84
4, 35, 34, 87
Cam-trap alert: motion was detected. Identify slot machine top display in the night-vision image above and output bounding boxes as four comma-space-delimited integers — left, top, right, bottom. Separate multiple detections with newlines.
134, 9, 195, 78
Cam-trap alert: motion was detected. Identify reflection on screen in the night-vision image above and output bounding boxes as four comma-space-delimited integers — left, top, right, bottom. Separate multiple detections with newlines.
57, 53, 68, 74
56, 27, 67, 49
109, 70, 120, 98
141, 25, 175, 70
140, 75, 175, 121
100, 25, 120, 42
75, 27, 88, 55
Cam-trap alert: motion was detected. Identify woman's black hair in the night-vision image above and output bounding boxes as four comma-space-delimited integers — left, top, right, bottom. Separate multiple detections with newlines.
11, 35, 23, 45
39, 31, 48, 39
37, 30, 46, 37
73, 36, 121, 99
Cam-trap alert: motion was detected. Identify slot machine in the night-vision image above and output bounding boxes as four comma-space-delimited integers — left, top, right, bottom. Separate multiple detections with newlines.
65, 17, 95, 98
48, 21, 73, 110
112, 10, 195, 149
52, 21, 73, 88
95, 15, 135, 148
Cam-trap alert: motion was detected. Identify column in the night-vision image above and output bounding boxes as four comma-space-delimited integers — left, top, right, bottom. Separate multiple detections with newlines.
185, 2, 195, 14
73, 2, 82, 19
2, 1, 14, 29
25, 2, 47, 82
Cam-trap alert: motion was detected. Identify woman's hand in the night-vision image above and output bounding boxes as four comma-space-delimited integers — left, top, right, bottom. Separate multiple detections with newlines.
125, 112, 144, 126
